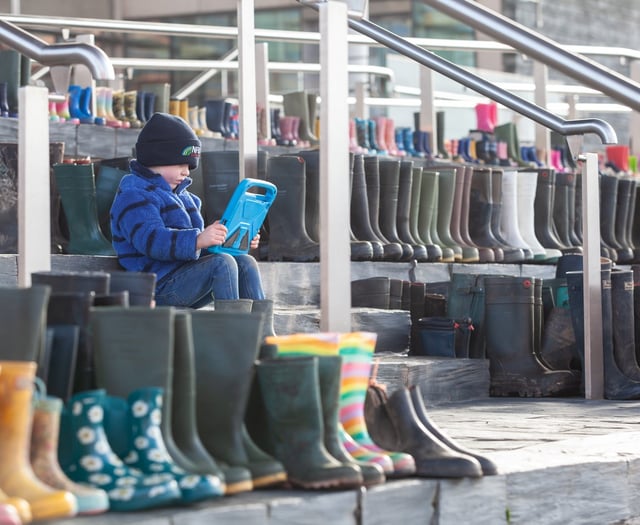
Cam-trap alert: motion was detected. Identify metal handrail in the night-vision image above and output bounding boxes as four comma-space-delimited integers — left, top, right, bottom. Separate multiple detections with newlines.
420, 0, 640, 113
345, 16, 617, 143
0, 19, 113, 80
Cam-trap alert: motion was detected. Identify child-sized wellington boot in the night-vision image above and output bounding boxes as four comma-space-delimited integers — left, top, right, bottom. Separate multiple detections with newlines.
30, 387, 109, 516
0, 361, 77, 522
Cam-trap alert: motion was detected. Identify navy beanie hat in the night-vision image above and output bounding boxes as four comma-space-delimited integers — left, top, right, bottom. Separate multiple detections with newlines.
135, 112, 201, 170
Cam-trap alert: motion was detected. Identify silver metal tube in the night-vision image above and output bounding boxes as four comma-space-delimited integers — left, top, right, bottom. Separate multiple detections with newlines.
0, 19, 114, 79
346, 16, 617, 144
420, 0, 640, 112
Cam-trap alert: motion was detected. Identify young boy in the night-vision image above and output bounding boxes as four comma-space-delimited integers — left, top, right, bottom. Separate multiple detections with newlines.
110, 112, 265, 308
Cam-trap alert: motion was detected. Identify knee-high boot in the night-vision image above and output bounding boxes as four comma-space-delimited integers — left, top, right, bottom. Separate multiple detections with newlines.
378, 159, 414, 261
416, 170, 444, 262
52, 163, 115, 255
190, 310, 286, 491
467, 168, 504, 262
484, 275, 580, 397
200, 151, 240, 225
396, 160, 427, 261
350, 154, 385, 260
265, 155, 319, 262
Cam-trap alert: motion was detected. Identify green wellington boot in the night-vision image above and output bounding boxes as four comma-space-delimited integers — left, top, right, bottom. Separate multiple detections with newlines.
94, 164, 127, 242
255, 355, 363, 489
90, 307, 226, 490
52, 163, 116, 255
190, 310, 286, 491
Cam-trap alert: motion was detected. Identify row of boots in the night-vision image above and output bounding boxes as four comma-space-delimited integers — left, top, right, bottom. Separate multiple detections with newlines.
0, 273, 498, 521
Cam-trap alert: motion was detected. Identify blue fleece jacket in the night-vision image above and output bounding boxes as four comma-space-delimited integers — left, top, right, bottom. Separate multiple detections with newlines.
110, 160, 204, 282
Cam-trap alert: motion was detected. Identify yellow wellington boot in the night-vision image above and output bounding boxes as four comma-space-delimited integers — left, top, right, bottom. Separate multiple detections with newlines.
0, 361, 77, 521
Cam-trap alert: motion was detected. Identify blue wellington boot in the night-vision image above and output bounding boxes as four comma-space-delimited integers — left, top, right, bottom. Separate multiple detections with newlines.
59, 390, 181, 512
103, 387, 224, 504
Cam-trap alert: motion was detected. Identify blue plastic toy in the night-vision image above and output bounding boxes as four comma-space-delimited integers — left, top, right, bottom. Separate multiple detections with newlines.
207, 178, 277, 256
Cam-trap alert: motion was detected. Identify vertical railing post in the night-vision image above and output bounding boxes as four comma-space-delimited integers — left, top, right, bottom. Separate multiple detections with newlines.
255, 42, 271, 146
18, 85, 51, 287
630, 60, 640, 163
533, 61, 551, 167
319, 1, 351, 332
237, 0, 257, 179
419, 67, 436, 155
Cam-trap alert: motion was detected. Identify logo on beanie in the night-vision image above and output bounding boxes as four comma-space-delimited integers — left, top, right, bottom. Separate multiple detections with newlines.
181, 145, 201, 159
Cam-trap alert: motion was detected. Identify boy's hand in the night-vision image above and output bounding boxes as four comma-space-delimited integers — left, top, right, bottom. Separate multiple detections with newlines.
196, 221, 228, 250
250, 233, 261, 250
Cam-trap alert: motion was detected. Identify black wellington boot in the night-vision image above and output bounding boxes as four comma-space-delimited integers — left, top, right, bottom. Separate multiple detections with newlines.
365, 385, 483, 478
94, 164, 127, 242
317, 355, 383, 486
52, 163, 116, 255
255, 356, 363, 489
600, 173, 626, 263
200, 151, 240, 225
462, 165, 493, 262
468, 168, 504, 262
632, 265, 640, 365
614, 176, 635, 263
351, 277, 390, 309
447, 273, 488, 359
610, 270, 640, 380
567, 267, 640, 400
108, 271, 156, 307
484, 275, 580, 397
48, 142, 68, 254
378, 159, 414, 261
265, 155, 319, 261
190, 310, 286, 491
553, 171, 582, 253
396, 160, 428, 262
350, 154, 384, 260
408, 384, 498, 475
362, 156, 403, 261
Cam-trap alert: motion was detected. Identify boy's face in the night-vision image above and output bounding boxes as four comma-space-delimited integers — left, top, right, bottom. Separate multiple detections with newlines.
150, 164, 190, 190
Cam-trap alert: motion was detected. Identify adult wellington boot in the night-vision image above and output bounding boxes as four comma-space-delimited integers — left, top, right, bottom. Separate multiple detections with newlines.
282, 91, 318, 144
363, 156, 403, 261
94, 164, 127, 242
468, 168, 504, 262
425, 170, 456, 262
52, 163, 116, 255
530, 168, 572, 255
553, 172, 582, 254
614, 176, 635, 263
49, 142, 68, 254
409, 384, 498, 475
396, 160, 428, 262
610, 270, 640, 381
447, 273, 488, 359
500, 168, 534, 260
350, 154, 385, 260
367, 385, 482, 478
435, 166, 464, 261
256, 356, 363, 489
484, 276, 580, 397
378, 159, 414, 261
449, 165, 479, 262
567, 266, 640, 400
490, 169, 526, 262
266, 155, 319, 261
416, 170, 444, 262
462, 165, 494, 262
91, 307, 225, 487
200, 151, 240, 225
0, 361, 77, 521
190, 310, 286, 491
600, 173, 626, 262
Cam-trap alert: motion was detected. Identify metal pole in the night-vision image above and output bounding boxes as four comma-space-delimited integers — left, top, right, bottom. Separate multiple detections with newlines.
533, 62, 550, 167
18, 86, 50, 286
319, 1, 351, 332
580, 152, 604, 399
237, 0, 257, 179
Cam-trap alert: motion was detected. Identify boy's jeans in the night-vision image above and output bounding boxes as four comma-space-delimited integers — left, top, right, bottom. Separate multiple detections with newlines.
155, 253, 265, 308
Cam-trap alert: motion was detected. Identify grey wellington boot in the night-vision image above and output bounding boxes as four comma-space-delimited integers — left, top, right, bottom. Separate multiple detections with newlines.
200, 151, 240, 225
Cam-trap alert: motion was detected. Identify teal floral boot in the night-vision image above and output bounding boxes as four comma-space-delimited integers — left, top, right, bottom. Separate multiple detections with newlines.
103, 387, 224, 503
60, 390, 181, 512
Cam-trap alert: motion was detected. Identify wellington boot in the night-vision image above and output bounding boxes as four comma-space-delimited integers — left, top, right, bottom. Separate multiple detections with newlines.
610, 270, 640, 380
517, 170, 556, 262
365, 385, 483, 478
265, 155, 319, 261
567, 267, 640, 400
256, 356, 363, 489
109, 271, 156, 307
296, 149, 321, 242
599, 173, 625, 262
102, 388, 224, 503
123, 91, 142, 128
267, 333, 393, 474
282, 91, 318, 144
48, 142, 68, 254
316, 355, 384, 487
251, 299, 276, 339
408, 166, 437, 261
490, 169, 526, 262
95, 164, 127, 241
200, 151, 240, 225
378, 159, 414, 261
484, 276, 581, 397
350, 154, 384, 260
468, 168, 504, 262
461, 165, 494, 262
415, 169, 444, 262
614, 176, 635, 263
446, 273, 487, 359
30, 392, 109, 515
170, 311, 228, 486
362, 156, 403, 261
426, 171, 456, 262
396, 160, 428, 261
0, 361, 77, 521
351, 277, 390, 309
435, 166, 464, 261
499, 168, 534, 260
0, 50, 20, 117
554, 172, 583, 253
190, 310, 283, 491
337, 333, 416, 477
52, 163, 116, 255
0, 286, 50, 380
0, 143, 19, 253
409, 384, 498, 475
59, 389, 181, 511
